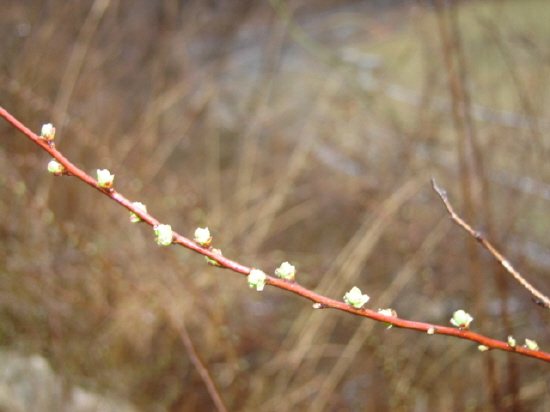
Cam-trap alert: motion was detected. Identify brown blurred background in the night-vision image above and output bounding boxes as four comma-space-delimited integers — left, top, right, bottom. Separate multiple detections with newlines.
1, 0, 550, 411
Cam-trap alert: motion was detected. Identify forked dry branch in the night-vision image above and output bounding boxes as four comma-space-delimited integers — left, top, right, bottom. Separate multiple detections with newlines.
1, 105, 549, 366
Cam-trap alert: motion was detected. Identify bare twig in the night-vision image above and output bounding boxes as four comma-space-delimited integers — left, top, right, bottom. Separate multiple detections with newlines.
171, 315, 228, 412
2, 105, 549, 363
432, 177, 550, 308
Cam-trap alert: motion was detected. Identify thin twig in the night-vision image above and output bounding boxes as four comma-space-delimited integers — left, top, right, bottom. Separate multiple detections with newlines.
432, 177, 550, 308
172, 315, 228, 412
2, 105, 549, 363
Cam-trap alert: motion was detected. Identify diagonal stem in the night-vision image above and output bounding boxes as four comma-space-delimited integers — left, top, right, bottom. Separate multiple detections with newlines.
432, 177, 550, 308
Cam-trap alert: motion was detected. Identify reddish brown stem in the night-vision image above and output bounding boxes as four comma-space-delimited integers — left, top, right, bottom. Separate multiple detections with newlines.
2, 105, 549, 363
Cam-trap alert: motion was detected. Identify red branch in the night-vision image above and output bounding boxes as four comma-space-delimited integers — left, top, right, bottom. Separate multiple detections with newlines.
1, 105, 549, 363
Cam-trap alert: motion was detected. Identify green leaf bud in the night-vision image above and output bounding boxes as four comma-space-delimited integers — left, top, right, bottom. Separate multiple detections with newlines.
154, 224, 173, 246
248, 269, 267, 291
47, 159, 64, 175
96, 169, 114, 189
40, 123, 55, 141
129, 202, 147, 223
525, 339, 539, 351
343, 286, 370, 309
194, 227, 212, 247
450, 310, 473, 329
378, 308, 397, 329
275, 261, 296, 281
205, 249, 223, 266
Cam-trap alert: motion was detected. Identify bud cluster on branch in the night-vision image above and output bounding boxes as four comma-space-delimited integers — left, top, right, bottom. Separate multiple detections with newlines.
1, 105, 548, 363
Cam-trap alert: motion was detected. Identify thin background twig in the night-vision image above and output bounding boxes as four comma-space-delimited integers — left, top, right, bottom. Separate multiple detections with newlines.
432, 177, 550, 308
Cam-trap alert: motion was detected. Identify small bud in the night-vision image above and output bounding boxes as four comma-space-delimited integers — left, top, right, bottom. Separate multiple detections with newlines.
194, 227, 212, 247
450, 310, 473, 329
427, 328, 435, 335
129, 202, 147, 223
507, 336, 516, 348
378, 308, 397, 329
248, 269, 267, 291
96, 169, 114, 189
154, 224, 173, 246
312, 303, 324, 309
478, 345, 490, 352
40, 123, 55, 141
525, 339, 539, 351
275, 261, 296, 281
205, 249, 222, 266
343, 286, 370, 309
47, 159, 65, 175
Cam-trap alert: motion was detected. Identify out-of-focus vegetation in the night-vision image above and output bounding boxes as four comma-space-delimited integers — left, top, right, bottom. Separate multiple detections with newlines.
1, 0, 550, 411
